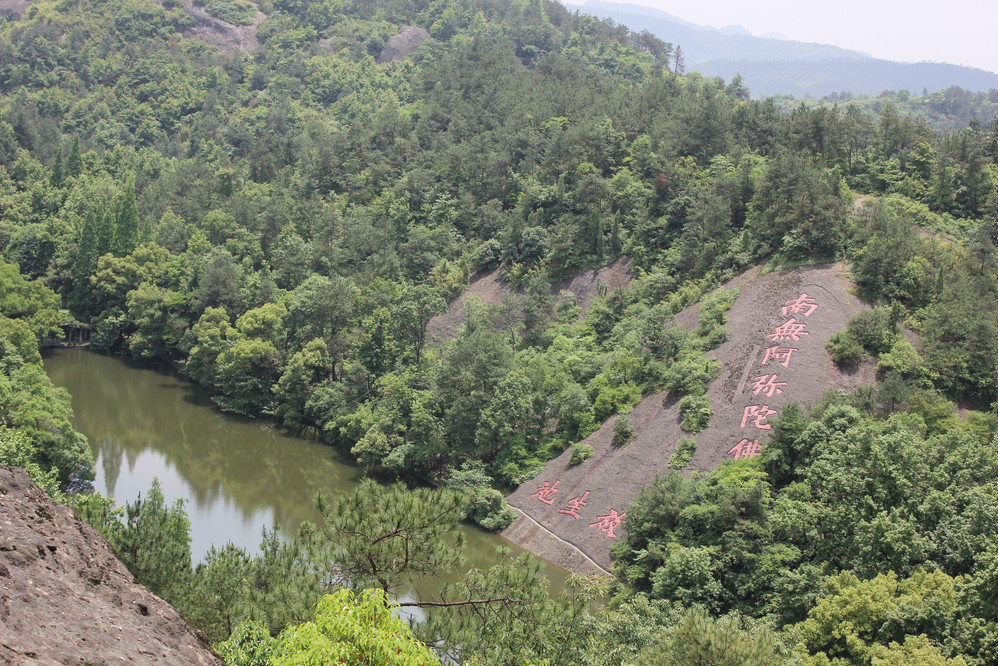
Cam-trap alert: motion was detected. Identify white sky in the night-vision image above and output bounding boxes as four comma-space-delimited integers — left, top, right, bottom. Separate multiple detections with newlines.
561, 0, 998, 75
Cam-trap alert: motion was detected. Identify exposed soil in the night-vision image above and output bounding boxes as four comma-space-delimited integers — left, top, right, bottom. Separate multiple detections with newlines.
504, 262, 876, 572
553, 256, 632, 318
426, 257, 632, 345
375, 26, 429, 64
0, 0, 29, 20
426, 267, 512, 344
164, 0, 265, 55
0, 466, 222, 665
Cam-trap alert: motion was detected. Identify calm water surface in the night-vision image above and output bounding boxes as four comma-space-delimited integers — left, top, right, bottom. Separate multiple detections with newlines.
44, 348, 570, 602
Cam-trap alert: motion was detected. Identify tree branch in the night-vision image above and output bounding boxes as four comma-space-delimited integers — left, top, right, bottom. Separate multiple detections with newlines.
397, 596, 524, 609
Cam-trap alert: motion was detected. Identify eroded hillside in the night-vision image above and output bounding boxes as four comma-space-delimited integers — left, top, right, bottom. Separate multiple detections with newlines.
504, 262, 875, 571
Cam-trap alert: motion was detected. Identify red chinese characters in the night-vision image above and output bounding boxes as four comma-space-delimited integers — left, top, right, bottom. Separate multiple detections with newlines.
761, 345, 798, 368
589, 509, 626, 539
558, 491, 591, 519
767, 318, 809, 342
740, 404, 777, 430
750, 373, 788, 398
529, 480, 560, 505
727, 438, 762, 459
725, 292, 819, 461
782, 293, 819, 317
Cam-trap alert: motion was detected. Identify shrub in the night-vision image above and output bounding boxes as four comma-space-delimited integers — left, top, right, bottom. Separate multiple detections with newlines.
445, 462, 516, 531
570, 443, 595, 465
662, 352, 721, 397
669, 436, 697, 470
846, 308, 896, 354
679, 394, 712, 433
470, 238, 502, 271
826, 330, 864, 367
612, 414, 634, 447
203, 0, 257, 26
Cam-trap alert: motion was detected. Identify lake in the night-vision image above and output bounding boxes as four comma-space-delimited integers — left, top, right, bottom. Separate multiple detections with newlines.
44, 348, 570, 605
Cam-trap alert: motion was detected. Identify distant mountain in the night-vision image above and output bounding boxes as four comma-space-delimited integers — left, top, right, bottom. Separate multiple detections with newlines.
574, 0, 998, 98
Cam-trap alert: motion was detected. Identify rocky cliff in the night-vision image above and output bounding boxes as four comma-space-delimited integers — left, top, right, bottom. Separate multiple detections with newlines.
0, 466, 222, 665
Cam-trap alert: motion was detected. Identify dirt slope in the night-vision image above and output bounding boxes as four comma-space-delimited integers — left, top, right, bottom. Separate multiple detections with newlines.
165, 0, 265, 55
0, 0, 29, 20
504, 262, 876, 572
376, 26, 429, 64
426, 257, 632, 344
0, 466, 221, 665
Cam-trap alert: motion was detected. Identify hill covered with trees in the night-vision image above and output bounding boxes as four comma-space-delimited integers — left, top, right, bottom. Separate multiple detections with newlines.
0, 0, 997, 663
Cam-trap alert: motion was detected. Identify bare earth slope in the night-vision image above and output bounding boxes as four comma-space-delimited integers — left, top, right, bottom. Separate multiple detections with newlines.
161, 0, 265, 54
504, 262, 876, 573
426, 257, 632, 344
0, 466, 222, 665
376, 26, 430, 64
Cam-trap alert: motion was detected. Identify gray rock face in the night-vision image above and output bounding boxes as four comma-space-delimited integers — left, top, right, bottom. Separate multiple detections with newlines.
376, 26, 430, 64
0, 466, 222, 665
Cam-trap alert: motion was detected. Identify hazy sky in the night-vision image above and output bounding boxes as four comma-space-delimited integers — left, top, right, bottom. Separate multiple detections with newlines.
562, 0, 998, 75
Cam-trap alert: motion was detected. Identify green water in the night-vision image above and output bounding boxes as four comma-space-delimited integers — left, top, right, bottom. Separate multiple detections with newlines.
44, 348, 570, 604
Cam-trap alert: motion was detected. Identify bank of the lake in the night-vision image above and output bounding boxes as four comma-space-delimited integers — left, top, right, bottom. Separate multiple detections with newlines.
43, 348, 571, 601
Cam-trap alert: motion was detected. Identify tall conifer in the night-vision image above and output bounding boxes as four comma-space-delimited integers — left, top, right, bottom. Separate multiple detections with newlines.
96, 207, 114, 258
73, 210, 99, 282
49, 147, 64, 187
66, 136, 83, 177
112, 181, 140, 257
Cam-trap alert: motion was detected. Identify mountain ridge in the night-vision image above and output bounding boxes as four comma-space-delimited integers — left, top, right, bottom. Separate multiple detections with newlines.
573, 0, 998, 97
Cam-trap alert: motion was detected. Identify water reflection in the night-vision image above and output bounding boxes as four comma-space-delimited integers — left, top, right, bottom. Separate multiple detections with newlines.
44, 348, 570, 602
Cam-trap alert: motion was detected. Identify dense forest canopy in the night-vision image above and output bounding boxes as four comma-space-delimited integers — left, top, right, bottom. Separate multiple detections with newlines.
1, 0, 997, 663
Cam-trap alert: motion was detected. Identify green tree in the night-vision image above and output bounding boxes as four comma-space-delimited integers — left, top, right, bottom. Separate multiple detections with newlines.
273, 338, 332, 432
797, 570, 959, 665
126, 282, 186, 360
391, 283, 446, 366
185, 544, 253, 643
182, 307, 241, 388
66, 136, 83, 178
195, 246, 243, 316
109, 480, 193, 605
435, 299, 515, 453
286, 274, 356, 367
634, 607, 785, 666
219, 589, 441, 666
112, 181, 141, 257
214, 337, 282, 416
0, 344, 94, 487
318, 479, 467, 596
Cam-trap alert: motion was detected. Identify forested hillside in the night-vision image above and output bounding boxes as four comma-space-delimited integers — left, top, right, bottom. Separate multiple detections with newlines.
1, 0, 998, 663
775, 86, 998, 134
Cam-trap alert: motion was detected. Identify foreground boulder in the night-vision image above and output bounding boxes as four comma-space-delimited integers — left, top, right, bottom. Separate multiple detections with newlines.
0, 465, 221, 665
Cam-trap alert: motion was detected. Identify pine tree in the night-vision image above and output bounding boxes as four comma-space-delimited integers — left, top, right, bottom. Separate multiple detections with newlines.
609, 213, 623, 255
66, 136, 83, 177
112, 181, 140, 257
587, 212, 601, 254
673, 45, 685, 75
73, 210, 100, 282
49, 147, 64, 187
96, 207, 114, 258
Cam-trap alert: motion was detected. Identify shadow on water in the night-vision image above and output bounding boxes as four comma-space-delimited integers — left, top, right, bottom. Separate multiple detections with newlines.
43, 348, 572, 605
